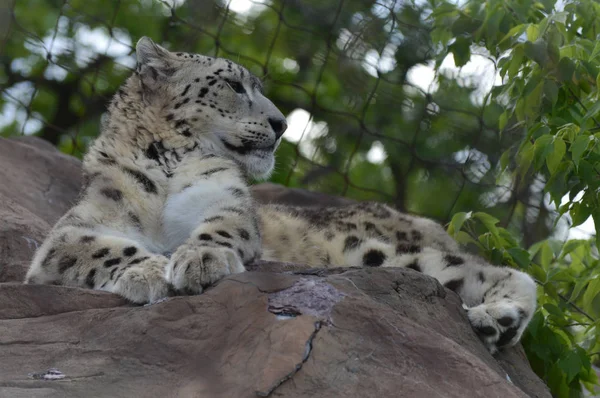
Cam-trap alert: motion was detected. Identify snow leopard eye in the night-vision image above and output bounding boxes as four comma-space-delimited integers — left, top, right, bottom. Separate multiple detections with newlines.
225, 79, 246, 94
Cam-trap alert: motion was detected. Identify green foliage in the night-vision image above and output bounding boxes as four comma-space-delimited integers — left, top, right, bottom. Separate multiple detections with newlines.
449, 211, 599, 395
434, 1, 600, 395
2, 0, 600, 395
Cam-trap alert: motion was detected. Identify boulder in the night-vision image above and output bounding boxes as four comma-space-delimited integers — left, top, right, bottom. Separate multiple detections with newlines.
0, 137, 551, 397
0, 137, 81, 283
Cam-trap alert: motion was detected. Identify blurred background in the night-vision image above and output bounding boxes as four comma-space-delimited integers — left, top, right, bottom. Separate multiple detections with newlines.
2, 1, 600, 394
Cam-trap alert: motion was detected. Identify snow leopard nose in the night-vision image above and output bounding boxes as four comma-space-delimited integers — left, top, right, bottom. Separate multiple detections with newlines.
268, 117, 288, 139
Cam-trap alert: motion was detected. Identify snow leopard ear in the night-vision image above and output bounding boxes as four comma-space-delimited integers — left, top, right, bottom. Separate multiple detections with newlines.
135, 37, 176, 89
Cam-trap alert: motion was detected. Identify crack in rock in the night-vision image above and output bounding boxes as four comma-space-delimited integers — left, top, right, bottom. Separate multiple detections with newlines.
291, 267, 361, 277
143, 297, 170, 307
255, 321, 321, 397
28, 368, 65, 380
269, 307, 302, 318
42, 175, 55, 202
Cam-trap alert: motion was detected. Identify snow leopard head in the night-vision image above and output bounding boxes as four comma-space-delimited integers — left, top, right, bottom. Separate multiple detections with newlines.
135, 37, 287, 179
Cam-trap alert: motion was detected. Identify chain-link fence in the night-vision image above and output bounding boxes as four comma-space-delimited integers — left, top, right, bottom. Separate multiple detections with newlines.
0, 0, 581, 245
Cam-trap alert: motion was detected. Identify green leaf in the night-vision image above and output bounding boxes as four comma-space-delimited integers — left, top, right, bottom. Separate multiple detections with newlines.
490, 248, 504, 264
473, 212, 500, 235
560, 43, 586, 59
544, 280, 559, 299
431, 2, 458, 17
570, 279, 588, 302
448, 211, 471, 237
549, 11, 568, 24
570, 134, 590, 169
558, 202, 570, 217
498, 24, 527, 45
530, 123, 551, 140
537, 14, 550, 35
557, 123, 580, 141
543, 80, 559, 106
450, 37, 471, 67
499, 111, 508, 131
547, 361, 568, 397
558, 57, 575, 82
545, 161, 572, 206
548, 269, 573, 283
507, 45, 524, 78
570, 202, 591, 227
582, 277, 600, 311
593, 209, 600, 250
484, 8, 504, 40
543, 303, 563, 318
454, 230, 476, 245
508, 247, 531, 268
451, 15, 481, 37
576, 346, 592, 373
430, 27, 453, 45
558, 350, 582, 384
515, 98, 525, 121
499, 149, 510, 171
546, 28, 561, 65
526, 311, 543, 338
523, 72, 543, 95
524, 39, 548, 66
546, 138, 566, 174
533, 135, 554, 170
581, 101, 600, 129
528, 241, 544, 257
590, 41, 600, 61
577, 159, 595, 184
560, 239, 586, 258
498, 228, 518, 247
518, 141, 534, 177
530, 263, 547, 282
526, 24, 540, 41
540, 242, 553, 269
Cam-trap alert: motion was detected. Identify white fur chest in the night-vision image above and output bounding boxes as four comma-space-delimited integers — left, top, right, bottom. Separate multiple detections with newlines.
162, 180, 234, 251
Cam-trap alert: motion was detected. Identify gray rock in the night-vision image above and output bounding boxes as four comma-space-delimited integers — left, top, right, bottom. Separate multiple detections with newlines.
0, 137, 551, 397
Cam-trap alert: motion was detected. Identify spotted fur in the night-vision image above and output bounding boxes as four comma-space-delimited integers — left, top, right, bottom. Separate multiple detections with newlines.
258, 204, 537, 353
25, 37, 536, 354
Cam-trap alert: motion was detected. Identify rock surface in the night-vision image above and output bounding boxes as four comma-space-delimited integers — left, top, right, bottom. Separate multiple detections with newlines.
0, 137, 81, 283
0, 137, 551, 397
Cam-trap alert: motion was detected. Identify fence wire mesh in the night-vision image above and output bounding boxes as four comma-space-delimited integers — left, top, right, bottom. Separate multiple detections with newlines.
0, 0, 573, 245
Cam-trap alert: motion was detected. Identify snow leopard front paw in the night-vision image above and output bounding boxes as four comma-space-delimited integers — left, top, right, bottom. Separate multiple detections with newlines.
112, 255, 172, 304
466, 269, 537, 353
466, 301, 533, 354
165, 244, 245, 294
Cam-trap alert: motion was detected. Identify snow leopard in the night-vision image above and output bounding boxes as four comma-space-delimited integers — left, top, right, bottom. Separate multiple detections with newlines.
25, 37, 537, 354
